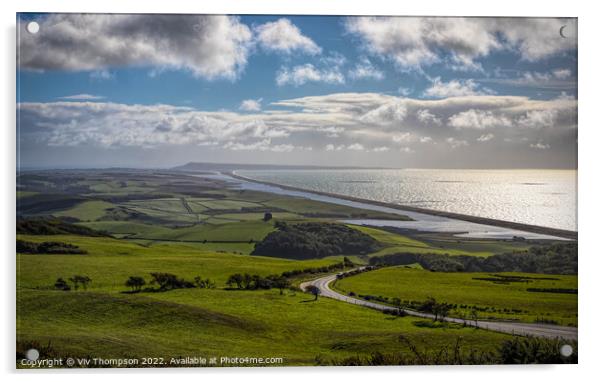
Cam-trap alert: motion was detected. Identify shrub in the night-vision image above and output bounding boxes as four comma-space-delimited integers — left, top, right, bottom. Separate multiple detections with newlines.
125, 276, 146, 292
54, 278, 70, 291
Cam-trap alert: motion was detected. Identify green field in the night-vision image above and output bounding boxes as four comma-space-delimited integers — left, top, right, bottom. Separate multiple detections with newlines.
335, 266, 577, 326
15, 170, 576, 366
17, 233, 513, 365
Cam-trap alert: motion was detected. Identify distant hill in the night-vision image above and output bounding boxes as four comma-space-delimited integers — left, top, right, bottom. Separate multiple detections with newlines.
172, 162, 384, 172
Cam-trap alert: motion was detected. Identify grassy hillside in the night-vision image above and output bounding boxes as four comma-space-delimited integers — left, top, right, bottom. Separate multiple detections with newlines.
335, 266, 577, 326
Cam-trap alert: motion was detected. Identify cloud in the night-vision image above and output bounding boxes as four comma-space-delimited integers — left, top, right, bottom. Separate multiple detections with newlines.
239, 98, 262, 112
255, 18, 321, 55
516, 109, 558, 129
446, 137, 469, 148
448, 109, 512, 129
347, 143, 365, 151
477, 133, 495, 142
359, 100, 407, 125
58, 94, 105, 100
348, 58, 384, 80
416, 109, 442, 126
344, 17, 576, 70
552, 69, 572, 80
224, 139, 295, 152
485, 69, 575, 88
318, 126, 344, 138
370, 146, 390, 152
423, 77, 494, 98
530, 141, 551, 149
325, 144, 345, 151
18, 14, 253, 80
89, 70, 113, 80
276, 64, 345, 86
18, 92, 577, 166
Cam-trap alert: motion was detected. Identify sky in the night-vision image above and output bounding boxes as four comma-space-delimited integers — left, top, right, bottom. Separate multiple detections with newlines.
17, 14, 577, 169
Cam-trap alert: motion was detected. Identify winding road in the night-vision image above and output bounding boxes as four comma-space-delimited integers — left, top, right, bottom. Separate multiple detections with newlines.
300, 270, 578, 341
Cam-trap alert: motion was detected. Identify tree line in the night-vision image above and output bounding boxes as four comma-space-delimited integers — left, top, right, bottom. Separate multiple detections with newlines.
368, 242, 577, 274
124, 273, 216, 293
18, 239, 87, 255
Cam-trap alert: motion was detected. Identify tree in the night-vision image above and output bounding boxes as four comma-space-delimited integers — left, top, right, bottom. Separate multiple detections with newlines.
150, 272, 179, 290
69, 275, 91, 290
272, 277, 291, 295
263, 212, 273, 221
194, 276, 215, 289
343, 256, 355, 268
125, 276, 146, 292
306, 285, 321, 301
227, 273, 244, 289
470, 309, 479, 325
391, 297, 403, 314
433, 302, 452, 322
54, 277, 70, 291
242, 273, 253, 289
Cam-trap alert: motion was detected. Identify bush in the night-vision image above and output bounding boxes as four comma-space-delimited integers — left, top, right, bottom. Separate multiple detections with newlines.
125, 276, 146, 292
54, 278, 71, 291
17, 240, 87, 255
150, 272, 195, 291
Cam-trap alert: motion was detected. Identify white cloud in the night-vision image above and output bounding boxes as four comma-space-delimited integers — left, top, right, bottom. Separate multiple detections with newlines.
398, 87, 412, 96
239, 98, 262, 112
224, 139, 295, 152
276, 64, 345, 86
477, 133, 495, 142
424, 77, 493, 98
325, 144, 345, 151
347, 143, 365, 151
18, 14, 253, 80
345, 17, 576, 70
89, 70, 113, 80
359, 100, 407, 125
446, 137, 469, 148
318, 126, 344, 138
517, 109, 558, 129
530, 141, 551, 149
370, 146, 390, 152
255, 18, 321, 55
491, 69, 575, 88
58, 94, 105, 100
416, 109, 442, 126
19, 92, 576, 165
553, 69, 572, 80
348, 58, 384, 81
448, 109, 512, 129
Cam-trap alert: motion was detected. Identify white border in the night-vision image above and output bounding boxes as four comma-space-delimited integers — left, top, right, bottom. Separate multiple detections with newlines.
2, 1, 600, 381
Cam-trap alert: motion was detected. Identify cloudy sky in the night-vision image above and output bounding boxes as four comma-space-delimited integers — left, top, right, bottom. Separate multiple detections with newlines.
17, 14, 577, 169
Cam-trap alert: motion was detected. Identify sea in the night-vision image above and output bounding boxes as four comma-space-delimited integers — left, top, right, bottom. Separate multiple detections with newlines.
236, 169, 577, 232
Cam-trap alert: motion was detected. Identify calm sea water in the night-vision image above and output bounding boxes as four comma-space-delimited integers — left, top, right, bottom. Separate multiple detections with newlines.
237, 169, 577, 231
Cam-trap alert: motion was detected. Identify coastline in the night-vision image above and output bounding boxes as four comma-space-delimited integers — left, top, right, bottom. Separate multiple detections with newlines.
227, 171, 577, 241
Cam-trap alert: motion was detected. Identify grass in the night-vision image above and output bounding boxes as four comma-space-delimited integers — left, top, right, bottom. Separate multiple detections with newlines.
214, 212, 302, 221
55, 200, 115, 221
17, 232, 515, 366
335, 266, 577, 326
263, 197, 409, 220
16, 234, 343, 291
17, 287, 513, 365
352, 225, 494, 257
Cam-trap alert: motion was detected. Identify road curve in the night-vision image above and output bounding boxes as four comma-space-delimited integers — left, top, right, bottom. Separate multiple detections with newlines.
300, 271, 577, 341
